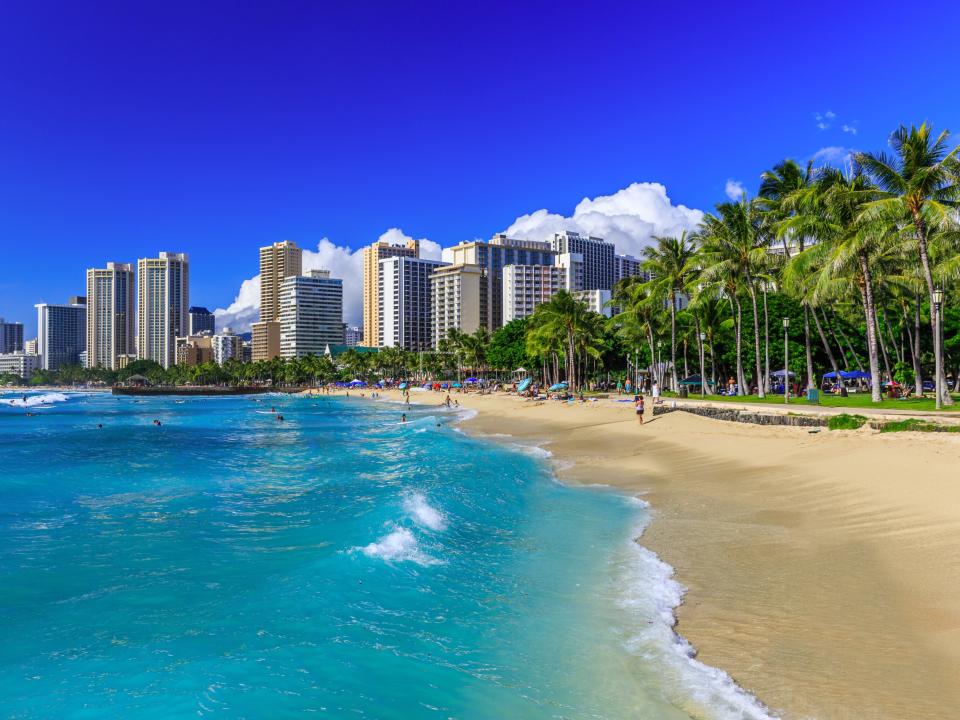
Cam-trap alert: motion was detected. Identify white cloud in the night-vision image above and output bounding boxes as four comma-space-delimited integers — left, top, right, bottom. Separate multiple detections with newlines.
502, 182, 703, 258
811, 146, 854, 167
724, 179, 745, 201
214, 228, 436, 332
841, 123, 857, 135
814, 110, 836, 130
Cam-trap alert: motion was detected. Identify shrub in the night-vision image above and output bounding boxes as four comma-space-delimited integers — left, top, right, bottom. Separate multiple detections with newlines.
827, 413, 868, 430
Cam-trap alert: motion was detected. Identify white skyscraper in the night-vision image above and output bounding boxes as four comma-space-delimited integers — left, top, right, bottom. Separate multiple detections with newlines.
86, 263, 135, 370
137, 252, 189, 369
379, 256, 447, 350
550, 231, 616, 290
279, 270, 344, 357
501, 253, 584, 323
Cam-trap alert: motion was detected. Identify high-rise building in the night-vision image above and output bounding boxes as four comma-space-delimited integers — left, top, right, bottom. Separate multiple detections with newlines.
188, 306, 216, 336
614, 254, 647, 284
501, 253, 584, 324
573, 289, 614, 318
0, 318, 24, 354
344, 326, 363, 346
279, 270, 345, 357
362, 237, 419, 347
137, 252, 189, 369
211, 328, 244, 365
430, 264, 488, 347
24, 338, 38, 355
550, 231, 616, 291
379, 256, 447, 350
253, 241, 302, 361
86, 263, 135, 370
0, 352, 41, 379
448, 234, 555, 331
35, 298, 87, 370
174, 334, 213, 366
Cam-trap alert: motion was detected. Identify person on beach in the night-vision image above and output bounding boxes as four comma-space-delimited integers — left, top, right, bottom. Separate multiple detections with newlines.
635, 394, 645, 424
652, 382, 660, 404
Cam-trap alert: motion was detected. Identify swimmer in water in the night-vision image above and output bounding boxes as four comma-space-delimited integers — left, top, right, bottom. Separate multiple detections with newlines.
401, 414, 407, 423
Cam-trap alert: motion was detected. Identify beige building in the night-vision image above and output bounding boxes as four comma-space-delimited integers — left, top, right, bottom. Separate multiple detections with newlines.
86, 262, 135, 370
430, 264, 487, 347
447, 234, 554, 330
175, 334, 214, 366
502, 253, 583, 324
362, 237, 419, 347
253, 241, 302, 361
137, 253, 189, 369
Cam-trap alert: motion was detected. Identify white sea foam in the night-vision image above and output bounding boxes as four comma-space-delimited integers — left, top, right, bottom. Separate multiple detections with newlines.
402, 492, 448, 532
356, 526, 439, 566
617, 506, 778, 720
2, 392, 70, 408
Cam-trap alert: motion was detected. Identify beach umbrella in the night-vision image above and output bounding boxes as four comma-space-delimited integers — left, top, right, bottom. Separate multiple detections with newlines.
516, 378, 532, 393
465, 377, 479, 383
398, 382, 408, 390
680, 374, 704, 385
452, 382, 462, 388
547, 382, 567, 391
770, 370, 796, 377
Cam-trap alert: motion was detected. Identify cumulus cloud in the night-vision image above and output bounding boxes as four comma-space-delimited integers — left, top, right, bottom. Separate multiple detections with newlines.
724, 179, 745, 201
841, 123, 857, 135
502, 182, 703, 258
214, 228, 436, 332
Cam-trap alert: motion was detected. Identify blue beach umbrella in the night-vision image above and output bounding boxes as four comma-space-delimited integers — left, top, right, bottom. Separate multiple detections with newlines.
398, 382, 408, 390
548, 382, 567, 392
516, 378, 532, 393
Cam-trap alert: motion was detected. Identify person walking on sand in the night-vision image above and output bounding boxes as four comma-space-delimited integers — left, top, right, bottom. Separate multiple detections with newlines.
635, 394, 645, 425
652, 382, 660, 404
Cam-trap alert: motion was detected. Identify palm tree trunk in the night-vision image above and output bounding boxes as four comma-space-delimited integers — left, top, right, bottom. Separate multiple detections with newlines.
882, 307, 902, 365
734, 295, 746, 395
912, 216, 953, 405
763, 288, 770, 393
876, 310, 892, 384
858, 255, 882, 403
748, 284, 765, 398
803, 305, 815, 390
812, 306, 841, 380
669, 292, 678, 392
913, 296, 924, 396
830, 312, 863, 372
646, 326, 656, 393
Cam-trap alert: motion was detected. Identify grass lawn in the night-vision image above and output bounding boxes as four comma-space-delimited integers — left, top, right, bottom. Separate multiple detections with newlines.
678, 392, 960, 413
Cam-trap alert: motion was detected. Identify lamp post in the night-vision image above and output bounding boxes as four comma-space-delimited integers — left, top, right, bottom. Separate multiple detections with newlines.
699, 332, 706, 398
783, 317, 790, 404
934, 288, 944, 410
657, 340, 663, 391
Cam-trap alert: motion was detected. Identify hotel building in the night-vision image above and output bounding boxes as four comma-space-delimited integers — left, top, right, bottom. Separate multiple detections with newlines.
573, 289, 614, 318
253, 241, 302, 361
137, 252, 189, 369
211, 328, 244, 365
36, 297, 87, 370
501, 253, 584, 323
447, 234, 555, 330
430, 264, 488, 347
379, 256, 447, 350
362, 237, 419, 347
188, 306, 215, 336
0, 352, 41, 379
0, 318, 24, 353
279, 270, 344, 358
86, 262, 135, 370
550, 231, 616, 291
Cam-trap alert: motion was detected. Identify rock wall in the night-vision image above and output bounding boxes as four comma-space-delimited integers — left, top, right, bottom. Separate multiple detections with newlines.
652, 404, 828, 427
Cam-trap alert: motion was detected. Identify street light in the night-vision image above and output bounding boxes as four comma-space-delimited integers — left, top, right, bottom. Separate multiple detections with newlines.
783, 317, 790, 404
934, 288, 945, 410
699, 332, 706, 399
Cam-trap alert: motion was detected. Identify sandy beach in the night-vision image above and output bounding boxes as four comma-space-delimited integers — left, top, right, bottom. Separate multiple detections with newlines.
350, 388, 960, 719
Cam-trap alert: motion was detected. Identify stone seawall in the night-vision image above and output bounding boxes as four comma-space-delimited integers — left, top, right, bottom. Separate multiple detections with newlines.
652, 404, 828, 427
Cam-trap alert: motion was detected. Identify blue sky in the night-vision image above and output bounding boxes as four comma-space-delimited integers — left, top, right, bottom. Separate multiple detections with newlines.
3, 1, 960, 334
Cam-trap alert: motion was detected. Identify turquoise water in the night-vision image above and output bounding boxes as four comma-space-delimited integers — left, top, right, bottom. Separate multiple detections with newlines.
0, 391, 773, 719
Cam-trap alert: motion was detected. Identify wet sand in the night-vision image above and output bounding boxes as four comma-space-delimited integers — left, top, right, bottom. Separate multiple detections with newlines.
357, 389, 960, 719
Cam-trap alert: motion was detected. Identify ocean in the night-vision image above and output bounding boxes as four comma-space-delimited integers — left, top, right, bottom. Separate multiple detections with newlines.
0, 391, 773, 719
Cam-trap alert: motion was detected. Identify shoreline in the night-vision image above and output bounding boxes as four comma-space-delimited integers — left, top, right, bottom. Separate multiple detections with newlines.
340, 387, 960, 720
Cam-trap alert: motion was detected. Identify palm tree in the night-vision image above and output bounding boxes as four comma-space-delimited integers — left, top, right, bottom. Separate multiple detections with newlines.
856, 123, 960, 405
697, 199, 770, 396
526, 290, 599, 393
641, 232, 698, 391
758, 158, 817, 389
